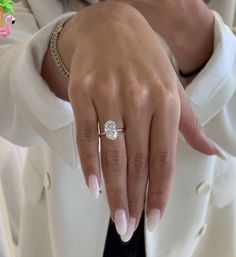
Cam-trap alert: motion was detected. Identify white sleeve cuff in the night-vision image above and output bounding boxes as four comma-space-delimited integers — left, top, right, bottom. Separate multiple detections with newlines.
184, 12, 236, 125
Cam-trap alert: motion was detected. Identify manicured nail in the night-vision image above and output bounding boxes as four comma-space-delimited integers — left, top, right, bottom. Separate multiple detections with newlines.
114, 209, 127, 236
209, 140, 227, 161
88, 175, 100, 199
147, 209, 161, 232
121, 218, 136, 242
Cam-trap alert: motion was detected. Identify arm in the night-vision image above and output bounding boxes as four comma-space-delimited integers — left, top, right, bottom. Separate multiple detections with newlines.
153, 0, 214, 74
114, 0, 214, 74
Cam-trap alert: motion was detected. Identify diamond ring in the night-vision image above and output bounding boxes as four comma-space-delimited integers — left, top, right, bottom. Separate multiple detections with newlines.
99, 120, 125, 140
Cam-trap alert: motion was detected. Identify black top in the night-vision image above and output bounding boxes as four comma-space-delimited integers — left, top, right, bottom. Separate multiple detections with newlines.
103, 211, 146, 257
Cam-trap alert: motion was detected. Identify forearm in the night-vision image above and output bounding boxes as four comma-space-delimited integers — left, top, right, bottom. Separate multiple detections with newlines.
155, 0, 214, 74
115, 0, 214, 74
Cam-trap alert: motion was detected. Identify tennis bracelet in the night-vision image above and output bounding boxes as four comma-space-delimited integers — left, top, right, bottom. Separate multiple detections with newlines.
50, 16, 74, 79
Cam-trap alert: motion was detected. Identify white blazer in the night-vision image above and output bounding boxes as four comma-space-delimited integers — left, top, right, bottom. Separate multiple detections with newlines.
0, 1, 236, 257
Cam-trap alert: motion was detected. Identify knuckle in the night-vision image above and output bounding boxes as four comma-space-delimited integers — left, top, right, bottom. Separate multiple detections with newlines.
151, 151, 173, 175
79, 152, 96, 162
129, 87, 149, 105
128, 154, 148, 178
155, 82, 177, 101
110, 187, 123, 197
104, 147, 124, 169
151, 88, 179, 112
77, 124, 97, 143
108, 187, 124, 202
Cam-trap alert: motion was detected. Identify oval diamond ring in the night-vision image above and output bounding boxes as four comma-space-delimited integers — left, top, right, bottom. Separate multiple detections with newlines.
99, 120, 125, 140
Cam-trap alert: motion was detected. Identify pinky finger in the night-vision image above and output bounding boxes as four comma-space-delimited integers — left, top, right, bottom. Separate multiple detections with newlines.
69, 87, 101, 199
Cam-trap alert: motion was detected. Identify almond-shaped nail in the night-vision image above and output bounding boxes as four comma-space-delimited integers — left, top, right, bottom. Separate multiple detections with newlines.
209, 140, 227, 161
88, 175, 100, 199
114, 209, 127, 236
121, 218, 136, 242
147, 209, 161, 232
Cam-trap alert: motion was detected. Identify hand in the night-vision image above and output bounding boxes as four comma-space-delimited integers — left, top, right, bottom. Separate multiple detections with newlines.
42, 1, 220, 242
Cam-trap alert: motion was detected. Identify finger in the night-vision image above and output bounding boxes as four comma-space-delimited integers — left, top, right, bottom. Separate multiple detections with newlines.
121, 106, 150, 242
69, 82, 101, 199
97, 103, 128, 236
178, 83, 221, 156
147, 96, 180, 232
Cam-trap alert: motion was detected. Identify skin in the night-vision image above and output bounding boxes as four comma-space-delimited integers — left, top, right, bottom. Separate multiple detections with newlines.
113, 0, 214, 74
42, 0, 219, 240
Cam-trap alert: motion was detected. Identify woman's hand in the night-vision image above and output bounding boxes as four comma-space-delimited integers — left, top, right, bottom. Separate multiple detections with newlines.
42, 1, 220, 242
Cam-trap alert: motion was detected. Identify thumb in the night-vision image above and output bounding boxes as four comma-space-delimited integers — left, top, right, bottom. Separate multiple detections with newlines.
178, 83, 225, 159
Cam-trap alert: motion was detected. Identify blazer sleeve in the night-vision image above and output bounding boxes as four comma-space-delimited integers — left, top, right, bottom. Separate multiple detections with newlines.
182, 12, 236, 157
0, 1, 74, 147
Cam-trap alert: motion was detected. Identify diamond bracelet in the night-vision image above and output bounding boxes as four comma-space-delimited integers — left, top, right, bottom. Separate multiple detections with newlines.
50, 15, 74, 79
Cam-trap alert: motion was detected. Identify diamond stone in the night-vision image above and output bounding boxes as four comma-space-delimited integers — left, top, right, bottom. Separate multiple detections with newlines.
104, 121, 117, 131
106, 130, 118, 140
104, 121, 118, 140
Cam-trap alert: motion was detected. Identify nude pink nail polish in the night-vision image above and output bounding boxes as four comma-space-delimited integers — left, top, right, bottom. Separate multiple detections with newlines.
212, 142, 227, 161
207, 138, 227, 161
147, 209, 161, 232
88, 175, 99, 199
121, 218, 136, 242
114, 209, 127, 236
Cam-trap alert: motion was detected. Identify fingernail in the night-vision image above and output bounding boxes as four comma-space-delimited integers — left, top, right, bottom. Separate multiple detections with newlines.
209, 140, 227, 161
88, 175, 100, 199
147, 209, 161, 232
114, 209, 127, 236
121, 218, 136, 242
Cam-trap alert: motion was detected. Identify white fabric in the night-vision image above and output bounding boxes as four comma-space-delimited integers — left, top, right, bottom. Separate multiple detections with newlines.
0, 0, 236, 257
0, 137, 26, 257
0, 181, 15, 257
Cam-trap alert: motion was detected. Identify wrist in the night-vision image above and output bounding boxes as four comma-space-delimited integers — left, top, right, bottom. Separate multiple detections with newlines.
115, 0, 214, 75
41, 16, 75, 101
155, 0, 214, 73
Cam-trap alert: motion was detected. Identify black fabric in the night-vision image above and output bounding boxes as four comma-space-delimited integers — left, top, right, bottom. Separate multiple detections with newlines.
103, 211, 146, 257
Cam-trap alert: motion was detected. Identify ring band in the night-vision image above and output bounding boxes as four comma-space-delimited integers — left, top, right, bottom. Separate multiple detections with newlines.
98, 120, 125, 140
